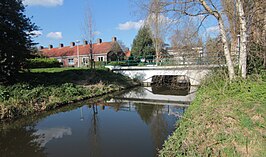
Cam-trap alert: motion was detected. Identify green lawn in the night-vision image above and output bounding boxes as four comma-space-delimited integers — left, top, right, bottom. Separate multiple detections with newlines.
30, 67, 96, 73
0, 68, 138, 120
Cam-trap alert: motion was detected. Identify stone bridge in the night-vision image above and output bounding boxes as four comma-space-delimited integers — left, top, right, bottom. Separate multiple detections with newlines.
106, 65, 221, 86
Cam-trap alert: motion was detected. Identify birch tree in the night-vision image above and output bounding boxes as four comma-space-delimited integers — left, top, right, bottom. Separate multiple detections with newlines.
149, 0, 236, 80
137, 0, 263, 80
198, 0, 235, 80
236, 0, 247, 78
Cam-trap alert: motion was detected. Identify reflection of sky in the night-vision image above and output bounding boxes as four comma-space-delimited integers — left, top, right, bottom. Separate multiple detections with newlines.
33, 127, 72, 147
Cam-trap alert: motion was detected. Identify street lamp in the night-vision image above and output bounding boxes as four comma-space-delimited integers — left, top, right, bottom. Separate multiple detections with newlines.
76, 40, 80, 67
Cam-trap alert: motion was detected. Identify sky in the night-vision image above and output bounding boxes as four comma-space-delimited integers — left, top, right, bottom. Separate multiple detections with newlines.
23, 0, 219, 49
24, 0, 143, 49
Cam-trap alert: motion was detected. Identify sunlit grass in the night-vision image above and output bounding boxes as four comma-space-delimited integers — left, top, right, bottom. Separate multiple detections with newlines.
159, 72, 266, 157
30, 67, 91, 73
0, 68, 137, 120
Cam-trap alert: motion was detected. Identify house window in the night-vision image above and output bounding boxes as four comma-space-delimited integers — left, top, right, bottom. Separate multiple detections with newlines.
68, 58, 74, 65
82, 57, 89, 64
97, 56, 104, 61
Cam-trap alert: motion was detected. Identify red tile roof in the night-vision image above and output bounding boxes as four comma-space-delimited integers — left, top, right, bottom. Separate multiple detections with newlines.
41, 42, 114, 57
124, 50, 131, 57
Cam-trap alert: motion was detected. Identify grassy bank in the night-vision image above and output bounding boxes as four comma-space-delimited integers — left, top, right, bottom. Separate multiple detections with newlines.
0, 68, 138, 120
159, 73, 266, 157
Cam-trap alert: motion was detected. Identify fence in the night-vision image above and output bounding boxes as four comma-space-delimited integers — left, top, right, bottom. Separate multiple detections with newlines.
93, 53, 239, 67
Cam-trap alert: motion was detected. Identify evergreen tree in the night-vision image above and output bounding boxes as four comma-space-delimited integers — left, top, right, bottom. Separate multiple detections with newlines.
0, 0, 37, 83
131, 25, 155, 57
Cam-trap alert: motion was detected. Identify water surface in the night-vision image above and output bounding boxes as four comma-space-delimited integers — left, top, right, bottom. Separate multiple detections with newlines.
0, 86, 196, 157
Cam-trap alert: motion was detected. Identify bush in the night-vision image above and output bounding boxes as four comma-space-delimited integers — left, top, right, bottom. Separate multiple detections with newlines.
94, 61, 106, 68
25, 58, 61, 69
108, 61, 127, 66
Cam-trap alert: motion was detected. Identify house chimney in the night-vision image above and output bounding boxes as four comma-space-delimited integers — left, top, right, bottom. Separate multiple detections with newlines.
49, 45, 53, 49
39, 46, 44, 50
97, 38, 102, 44
83, 40, 88, 45
70, 42, 75, 47
112, 37, 117, 42
59, 43, 64, 48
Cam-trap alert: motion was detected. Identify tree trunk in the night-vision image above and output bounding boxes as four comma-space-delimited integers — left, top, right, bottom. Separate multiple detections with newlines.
199, 0, 235, 80
218, 17, 236, 80
264, 10, 266, 68
236, 0, 247, 78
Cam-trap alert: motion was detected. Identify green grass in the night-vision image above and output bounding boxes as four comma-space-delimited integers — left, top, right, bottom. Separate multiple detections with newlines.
0, 68, 138, 120
159, 72, 266, 157
30, 67, 92, 73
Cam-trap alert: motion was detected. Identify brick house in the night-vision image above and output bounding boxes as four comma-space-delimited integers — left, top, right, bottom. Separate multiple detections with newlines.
40, 37, 125, 67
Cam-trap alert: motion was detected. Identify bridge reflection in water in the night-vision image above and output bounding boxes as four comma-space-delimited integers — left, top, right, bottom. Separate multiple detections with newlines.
107, 86, 197, 108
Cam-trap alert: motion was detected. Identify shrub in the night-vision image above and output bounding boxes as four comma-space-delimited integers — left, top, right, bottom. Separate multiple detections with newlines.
94, 61, 106, 68
25, 58, 61, 69
108, 61, 127, 66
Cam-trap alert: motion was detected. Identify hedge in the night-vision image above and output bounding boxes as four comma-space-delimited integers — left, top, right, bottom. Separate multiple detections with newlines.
26, 58, 61, 69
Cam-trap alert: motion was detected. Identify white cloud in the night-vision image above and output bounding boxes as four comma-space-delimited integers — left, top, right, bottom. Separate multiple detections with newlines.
23, 0, 64, 7
207, 26, 220, 33
46, 32, 63, 40
30, 30, 43, 37
33, 127, 72, 147
117, 20, 144, 30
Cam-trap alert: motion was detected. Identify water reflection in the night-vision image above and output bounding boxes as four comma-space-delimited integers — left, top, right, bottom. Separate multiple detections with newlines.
0, 124, 46, 157
0, 86, 195, 157
33, 127, 72, 147
151, 86, 190, 96
88, 104, 101, 157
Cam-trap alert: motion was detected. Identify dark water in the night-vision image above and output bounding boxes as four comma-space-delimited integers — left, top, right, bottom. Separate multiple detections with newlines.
0, 87, 196, 157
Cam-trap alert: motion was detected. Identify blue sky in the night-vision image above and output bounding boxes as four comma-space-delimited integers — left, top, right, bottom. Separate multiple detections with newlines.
24, 0, 143, 49
24, 0, 219, 49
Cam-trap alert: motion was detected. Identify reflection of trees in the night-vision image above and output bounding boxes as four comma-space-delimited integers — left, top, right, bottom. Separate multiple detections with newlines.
135, 103, 170, 152
0, 125, 46, 157
135, 104, 157, 124
151, 85, 190, 96
149, 112, 169, 151
87, 104, 101, 157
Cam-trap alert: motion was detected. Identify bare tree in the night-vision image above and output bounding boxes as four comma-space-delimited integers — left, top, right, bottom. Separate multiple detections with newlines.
198, 0, 235, 80
149, 0, 236, 80
222, 0, 239, 52
171, 17, 201, 49
135, 0, 265, 79
117, 40, 128, 52
147, 0, 165, 64
83, 5, 95, 69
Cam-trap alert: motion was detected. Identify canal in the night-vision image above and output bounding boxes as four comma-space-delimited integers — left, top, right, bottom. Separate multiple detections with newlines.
0, 86, 197, 157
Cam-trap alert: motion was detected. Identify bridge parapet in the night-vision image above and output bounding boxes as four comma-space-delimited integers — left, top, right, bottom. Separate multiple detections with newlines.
106, 65, 216, 86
